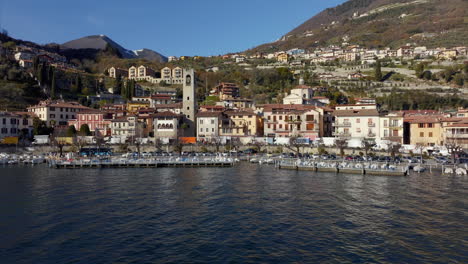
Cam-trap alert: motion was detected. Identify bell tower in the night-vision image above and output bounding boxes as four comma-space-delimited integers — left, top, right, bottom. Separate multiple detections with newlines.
182, 69, 196, 137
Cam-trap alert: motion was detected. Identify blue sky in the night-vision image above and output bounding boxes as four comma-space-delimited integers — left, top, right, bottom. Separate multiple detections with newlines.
0, 0, 346, 56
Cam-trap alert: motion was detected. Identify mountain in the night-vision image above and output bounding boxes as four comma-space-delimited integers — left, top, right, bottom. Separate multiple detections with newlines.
61, 35, 167, 62
249, 0, 468, 53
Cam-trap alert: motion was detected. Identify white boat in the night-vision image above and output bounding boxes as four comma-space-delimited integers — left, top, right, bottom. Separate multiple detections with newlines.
444, 168, 454, 174
455, 167, 467, 176
413, 165, 426, 173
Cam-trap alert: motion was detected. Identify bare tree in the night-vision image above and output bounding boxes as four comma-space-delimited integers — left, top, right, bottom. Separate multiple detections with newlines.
334, 137, 348, 157
210, 136, 223, 153
387, 142, 402, 158
285, 135, 304, 156
361, 138, 376, 156
154, 138, 163, 152
250, 138, 266, 154
51, 127, 68, 157
446, 138, 462, 164
173, 137, 184, 156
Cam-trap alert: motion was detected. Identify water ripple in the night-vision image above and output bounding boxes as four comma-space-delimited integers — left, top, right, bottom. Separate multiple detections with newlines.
0, 164, 467, 263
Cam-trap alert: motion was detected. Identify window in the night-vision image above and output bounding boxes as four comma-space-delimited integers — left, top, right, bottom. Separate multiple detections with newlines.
50, 107, 55, 111
49, 114, 55, 118
212, 128, 214, 132
2, 118, 5, 124
279, 116, 283, 120
429, 132, 433, 137
23, 119, 28, 125
357, 118, 360, 123
200, 120, 203, 124
418, 123, 424, 128
279, 124, 282, 129
306, 115, 314, 121
420, 132, 424, 137
211, 120, 214, 124
428, 123, 434, 128
306, 124, 314, 130
200, 128, 203, 132
206, 128, 209, 132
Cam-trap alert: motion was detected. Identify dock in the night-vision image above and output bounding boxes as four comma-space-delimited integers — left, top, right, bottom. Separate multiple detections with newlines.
278, 160, 408, 176
49, 157, 235, 169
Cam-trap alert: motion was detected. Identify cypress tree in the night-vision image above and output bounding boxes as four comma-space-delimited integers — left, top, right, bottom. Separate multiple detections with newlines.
374, 60, 382, 81
50, 70, 56, 99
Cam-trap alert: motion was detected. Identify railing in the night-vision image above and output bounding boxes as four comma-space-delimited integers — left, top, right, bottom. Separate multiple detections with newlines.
444, 133, 468, 139
333, 132, 351, 137
368, 133, 376, 137
368, 123, 376, 127
333, 122, 351, 127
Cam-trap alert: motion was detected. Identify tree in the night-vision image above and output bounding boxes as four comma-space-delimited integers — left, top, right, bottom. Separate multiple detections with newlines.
32, 117, 52, 135
361, 138, 376, 156
209, 136, 223, 153
51, 127, 67, 157
415, 63, 425, 78
50, 70, 56, 99
285, 135, 304, 156
250, 138, 265, 154
334, 138, 348, 157
114, 74, 123, 95
79, 124, 91, 136
71, 75, 82, 94
173, 137, 184, 155
421, 70, 432, 80
446, 139, 462, 164
374, 60, 382, 81
66, 125, 77, 137
387, 142, 402, 158
454, 74, 464, 86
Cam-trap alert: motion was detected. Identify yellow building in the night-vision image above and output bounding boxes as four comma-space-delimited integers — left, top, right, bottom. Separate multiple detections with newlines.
438, 50, 457, 60
406, 116, 443, 146
127, 101, 150, 114
277, 53, 289, 63
219, 110, 263, 137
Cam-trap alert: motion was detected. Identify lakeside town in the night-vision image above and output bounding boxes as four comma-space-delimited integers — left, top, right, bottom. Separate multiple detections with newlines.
0, 32, 468, 159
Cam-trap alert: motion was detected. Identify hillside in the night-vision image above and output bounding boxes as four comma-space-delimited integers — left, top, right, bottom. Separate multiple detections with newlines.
62, 35, 167, 63
249, 0, 468, 53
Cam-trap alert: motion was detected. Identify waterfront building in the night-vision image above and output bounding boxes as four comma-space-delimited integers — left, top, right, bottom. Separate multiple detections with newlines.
196, 111, 222, 140
263, 104, 322, 139
379, 112, 404, 144
27, 100, 90, 127
153, 111, 183, 140
68, 110, 113, 136
333, 109, 380, 140
219, 109, 263, 138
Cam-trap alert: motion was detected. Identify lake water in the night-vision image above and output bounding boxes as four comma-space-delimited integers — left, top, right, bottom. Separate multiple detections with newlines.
0, 163, 467, 263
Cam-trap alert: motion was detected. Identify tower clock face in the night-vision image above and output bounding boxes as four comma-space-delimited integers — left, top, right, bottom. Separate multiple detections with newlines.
185, 75, 191, 85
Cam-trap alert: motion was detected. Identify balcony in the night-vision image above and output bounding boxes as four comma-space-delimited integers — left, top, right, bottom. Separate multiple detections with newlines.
368, 133, 376, 137
444, 133, 468, 139
384, 124, 403, 129
384, 136, 403, 142
367, 123, 376, 127
333, 132, 351, 137
333, 121, 351, 127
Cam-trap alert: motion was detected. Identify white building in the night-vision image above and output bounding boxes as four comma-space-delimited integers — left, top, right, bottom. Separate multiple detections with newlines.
379, 112, 404, 144
196, 112, 222, 140
333, 109, 380, 140
27, 100, 89, 127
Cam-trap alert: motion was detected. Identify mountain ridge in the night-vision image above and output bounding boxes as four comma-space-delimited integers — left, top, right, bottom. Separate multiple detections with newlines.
61, 35, 168, 63
248, 0, 468, 53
